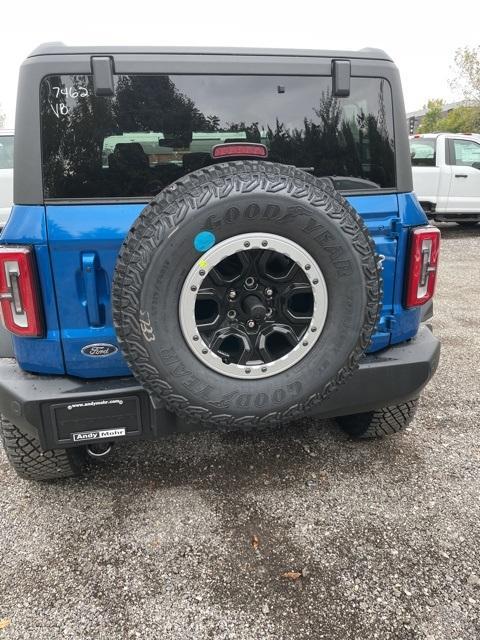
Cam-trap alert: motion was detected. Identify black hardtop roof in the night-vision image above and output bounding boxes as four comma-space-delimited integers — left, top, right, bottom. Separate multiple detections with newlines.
15, 41, 414, 203
28, 42, 393, 62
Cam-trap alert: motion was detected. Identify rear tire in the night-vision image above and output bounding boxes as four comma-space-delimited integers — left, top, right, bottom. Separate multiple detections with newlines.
0, 416, 86, 481
336, 399, 419, 439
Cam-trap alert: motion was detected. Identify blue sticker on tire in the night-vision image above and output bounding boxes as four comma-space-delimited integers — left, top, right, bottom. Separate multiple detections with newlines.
194, 231, 216, 252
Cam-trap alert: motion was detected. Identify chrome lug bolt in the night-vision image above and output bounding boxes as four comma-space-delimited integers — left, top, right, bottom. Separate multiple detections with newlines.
247, 319, 256, 329
265, 287, 273, 297
228, 289, 237, 300
227, 310, 237, 320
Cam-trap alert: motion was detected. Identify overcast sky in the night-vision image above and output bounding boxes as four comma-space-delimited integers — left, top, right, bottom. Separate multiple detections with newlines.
1, 0, 479, 128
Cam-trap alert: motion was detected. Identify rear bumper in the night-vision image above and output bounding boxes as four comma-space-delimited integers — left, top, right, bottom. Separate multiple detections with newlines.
0, 325, 440, 450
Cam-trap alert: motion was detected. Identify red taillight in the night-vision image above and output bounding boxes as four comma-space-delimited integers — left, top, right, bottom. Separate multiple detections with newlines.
211, 143, 268, 159
0, 246, 44, 337
405, 227, 441, 308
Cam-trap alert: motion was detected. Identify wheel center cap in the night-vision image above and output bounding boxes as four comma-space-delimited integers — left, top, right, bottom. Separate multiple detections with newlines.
243, 294, 267, 321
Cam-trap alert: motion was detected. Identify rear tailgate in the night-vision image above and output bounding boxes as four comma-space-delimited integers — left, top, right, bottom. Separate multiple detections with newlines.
44, 195, 400, 378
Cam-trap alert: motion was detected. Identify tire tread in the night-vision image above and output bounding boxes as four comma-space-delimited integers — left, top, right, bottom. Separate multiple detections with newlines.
337, 399, 419, 439
0, 416, 84, 481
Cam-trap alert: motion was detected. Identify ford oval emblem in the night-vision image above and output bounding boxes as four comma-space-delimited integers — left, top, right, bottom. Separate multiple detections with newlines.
81, 343, 118, 357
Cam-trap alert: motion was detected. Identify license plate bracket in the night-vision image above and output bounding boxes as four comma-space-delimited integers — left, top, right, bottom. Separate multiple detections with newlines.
47, 395, 142, 446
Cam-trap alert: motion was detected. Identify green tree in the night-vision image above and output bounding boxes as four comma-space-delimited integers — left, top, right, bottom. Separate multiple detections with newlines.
418, 99, 444, 133
436, 105, 480, 133
450, 46, 480, 104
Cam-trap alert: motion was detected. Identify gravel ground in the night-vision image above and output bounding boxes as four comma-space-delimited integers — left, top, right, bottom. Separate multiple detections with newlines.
0, 223, 479, 640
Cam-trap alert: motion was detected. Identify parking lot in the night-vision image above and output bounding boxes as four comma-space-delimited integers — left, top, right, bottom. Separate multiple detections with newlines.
0, 223, 479, 640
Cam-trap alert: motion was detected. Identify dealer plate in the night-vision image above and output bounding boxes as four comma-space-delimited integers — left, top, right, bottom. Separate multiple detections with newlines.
50, 394, 142, 444
72, 428, 126, 442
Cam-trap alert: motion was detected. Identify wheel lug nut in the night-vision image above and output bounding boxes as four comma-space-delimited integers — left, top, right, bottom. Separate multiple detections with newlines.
247, 319, 256, 329
227, 310, 237, 319
245, 277, 256, 289
265, 287, 273, 297
228, 289, 237, 300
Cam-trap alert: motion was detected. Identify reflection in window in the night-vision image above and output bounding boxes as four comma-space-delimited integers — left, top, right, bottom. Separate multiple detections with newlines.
40, 74, 396, 198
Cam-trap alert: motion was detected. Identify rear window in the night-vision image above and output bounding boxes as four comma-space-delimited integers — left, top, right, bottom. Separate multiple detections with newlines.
0, 135, 14, 170
40, 74, 396, 199
410, 138, 436, 167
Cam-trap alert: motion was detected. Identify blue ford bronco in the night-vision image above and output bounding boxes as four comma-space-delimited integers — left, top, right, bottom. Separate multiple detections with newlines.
0, 44, 441, 481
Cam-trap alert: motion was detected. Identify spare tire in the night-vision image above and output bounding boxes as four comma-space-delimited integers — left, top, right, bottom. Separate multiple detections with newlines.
112, 161, 381, 429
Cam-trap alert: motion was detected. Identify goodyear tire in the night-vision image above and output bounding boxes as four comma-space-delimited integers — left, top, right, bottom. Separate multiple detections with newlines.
112, 161, 381, 429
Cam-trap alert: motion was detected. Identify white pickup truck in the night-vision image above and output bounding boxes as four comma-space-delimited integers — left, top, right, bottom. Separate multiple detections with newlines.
0, 129, 14, 229
409, 133, 480, 225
